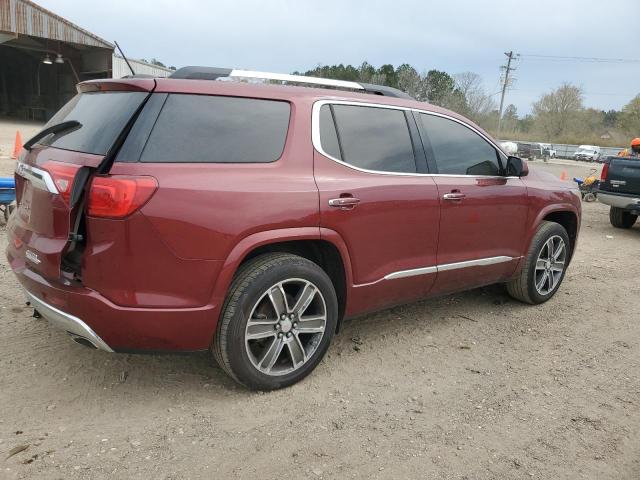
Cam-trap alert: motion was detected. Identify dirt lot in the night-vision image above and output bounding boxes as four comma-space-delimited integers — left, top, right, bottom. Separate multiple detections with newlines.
0, 119, 42, 159
0, 158, 638, 480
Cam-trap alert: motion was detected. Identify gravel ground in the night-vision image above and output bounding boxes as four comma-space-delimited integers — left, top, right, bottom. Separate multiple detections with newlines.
0, 119, 43, 159
0, 158, 638, 480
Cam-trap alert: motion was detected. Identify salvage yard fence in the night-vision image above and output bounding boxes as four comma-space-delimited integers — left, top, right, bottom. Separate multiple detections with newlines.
501, 140, 625, 159
552, 144, 623, 159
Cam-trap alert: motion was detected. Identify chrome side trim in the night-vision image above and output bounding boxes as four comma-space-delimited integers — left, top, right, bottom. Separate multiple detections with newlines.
230, 69, 365, 91
436, 256, 514, 272
16, 161, 58, 194
311, 99, 512, 179
371, 256, 518, 285
25, 291, 113, 352
384, 266, 437, 280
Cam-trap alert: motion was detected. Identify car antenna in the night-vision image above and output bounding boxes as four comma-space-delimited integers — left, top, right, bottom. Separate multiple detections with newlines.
114, 40, 135, 76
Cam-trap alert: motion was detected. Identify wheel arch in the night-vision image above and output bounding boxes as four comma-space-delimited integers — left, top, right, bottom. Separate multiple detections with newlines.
541, 210, 579, 256
210, 228, 353, 338
528, 205, 580, 260
241, 239, 348, 324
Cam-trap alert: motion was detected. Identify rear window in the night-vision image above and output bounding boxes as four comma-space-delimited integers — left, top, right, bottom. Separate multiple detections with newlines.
140, 94, 290, 163
40, 92, 147, 155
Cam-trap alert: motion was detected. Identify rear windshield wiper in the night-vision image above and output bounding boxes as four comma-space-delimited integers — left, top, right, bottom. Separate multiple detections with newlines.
23, 120, 82, 151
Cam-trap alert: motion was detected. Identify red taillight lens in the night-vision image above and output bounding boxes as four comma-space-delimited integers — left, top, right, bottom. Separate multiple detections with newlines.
600, 163, 609, 181
87, 176, 158, 219
43, 161, 81, 204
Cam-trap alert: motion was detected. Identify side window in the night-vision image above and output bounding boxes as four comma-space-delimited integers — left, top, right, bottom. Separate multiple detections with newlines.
319, 105, 342, 160
140, 94, 290, 163
328, 104, 416, 174
420, 113, 501, 176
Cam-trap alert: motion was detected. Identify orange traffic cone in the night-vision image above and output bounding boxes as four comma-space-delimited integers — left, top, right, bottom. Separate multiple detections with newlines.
11, 131, 23, 159
559, 170, 568, 181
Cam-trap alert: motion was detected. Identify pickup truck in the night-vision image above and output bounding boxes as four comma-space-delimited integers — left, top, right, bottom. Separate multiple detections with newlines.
598, 155, 640, 228
573, 145, 601, 162
516, 142, 544, 160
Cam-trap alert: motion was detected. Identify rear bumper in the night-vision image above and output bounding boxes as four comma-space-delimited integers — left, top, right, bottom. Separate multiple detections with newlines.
26, 290, 113, 352
7, 252, 219, 352
597, 192, 640, 211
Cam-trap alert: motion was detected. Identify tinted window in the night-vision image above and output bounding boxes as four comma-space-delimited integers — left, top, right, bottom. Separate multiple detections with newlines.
319, 105, 342, 160
331, 105, 416, 173
140, 94, 290, 163
40, 92, 146, 155
420, 114, 501, 176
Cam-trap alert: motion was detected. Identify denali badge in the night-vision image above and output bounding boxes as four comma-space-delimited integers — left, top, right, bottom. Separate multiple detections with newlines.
25, 250, 41, 265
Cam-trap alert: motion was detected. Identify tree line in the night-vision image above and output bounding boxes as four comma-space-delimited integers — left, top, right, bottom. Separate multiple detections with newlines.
295, 62, 639, 147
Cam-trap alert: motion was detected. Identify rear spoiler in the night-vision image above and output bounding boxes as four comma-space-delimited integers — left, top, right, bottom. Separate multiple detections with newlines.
77, 79, 156, 93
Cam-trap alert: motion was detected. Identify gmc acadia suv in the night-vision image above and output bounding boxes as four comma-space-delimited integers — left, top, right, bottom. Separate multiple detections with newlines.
6, 67, 581, 390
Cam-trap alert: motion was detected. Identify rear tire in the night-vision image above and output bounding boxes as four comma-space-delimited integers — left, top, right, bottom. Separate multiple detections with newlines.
609, 207, 637, 229
212, 253, 338, 390
506, 221, 570, 304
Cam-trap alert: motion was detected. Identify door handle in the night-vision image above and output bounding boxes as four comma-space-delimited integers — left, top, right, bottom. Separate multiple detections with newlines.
328, 197, 361, 210
442, 192, 466, 201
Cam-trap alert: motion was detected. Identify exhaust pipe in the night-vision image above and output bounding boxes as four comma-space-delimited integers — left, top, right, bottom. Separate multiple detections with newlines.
68, 333, 98, 349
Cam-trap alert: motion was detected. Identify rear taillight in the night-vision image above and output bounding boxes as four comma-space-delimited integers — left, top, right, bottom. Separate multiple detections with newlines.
42, 161, 81, 204
600, 163, 609, 181
87, 176, 158, 219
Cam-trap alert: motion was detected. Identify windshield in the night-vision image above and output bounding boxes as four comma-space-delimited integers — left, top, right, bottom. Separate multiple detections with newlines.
38, 91, 147, 155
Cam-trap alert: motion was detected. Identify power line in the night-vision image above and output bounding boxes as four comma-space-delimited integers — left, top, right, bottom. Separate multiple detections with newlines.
520, 54, 640, 64
511, 88, 637, 97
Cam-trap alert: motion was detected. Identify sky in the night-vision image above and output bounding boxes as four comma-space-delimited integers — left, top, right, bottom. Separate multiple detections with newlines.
38, 0, 640, 115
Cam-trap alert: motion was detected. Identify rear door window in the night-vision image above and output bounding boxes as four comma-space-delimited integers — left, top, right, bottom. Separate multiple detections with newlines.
39, 92, 147, 155
329, 104, 416, 174
420, 113, 502, 176
140, 94, 290, 163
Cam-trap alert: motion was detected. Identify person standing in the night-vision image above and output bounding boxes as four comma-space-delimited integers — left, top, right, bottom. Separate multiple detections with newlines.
618, 138, 640, 157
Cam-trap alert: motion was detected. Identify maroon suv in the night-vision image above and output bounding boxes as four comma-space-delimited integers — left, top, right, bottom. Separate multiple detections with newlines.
6, 67, 581, 390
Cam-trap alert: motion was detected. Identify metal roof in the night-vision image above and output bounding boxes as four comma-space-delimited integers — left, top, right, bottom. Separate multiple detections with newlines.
0, 0, 113, 49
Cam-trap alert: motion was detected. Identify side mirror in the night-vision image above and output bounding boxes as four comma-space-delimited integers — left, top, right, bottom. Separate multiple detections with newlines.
506, 156, 528, 177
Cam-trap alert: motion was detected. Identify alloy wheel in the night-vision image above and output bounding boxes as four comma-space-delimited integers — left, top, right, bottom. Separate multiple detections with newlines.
245, 278, 327, 376
534, 235, 566, 295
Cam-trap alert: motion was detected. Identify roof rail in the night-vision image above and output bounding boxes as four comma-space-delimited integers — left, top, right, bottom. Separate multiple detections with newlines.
121, 73, 156, 79
168, 66, 413, 99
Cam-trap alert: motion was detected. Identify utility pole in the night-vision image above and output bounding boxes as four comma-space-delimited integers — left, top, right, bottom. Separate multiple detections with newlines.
496, 51, 517, 139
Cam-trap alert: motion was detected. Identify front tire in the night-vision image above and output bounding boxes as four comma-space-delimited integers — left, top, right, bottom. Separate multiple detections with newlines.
506, 221, 570, 304
212, 253, 338, 390
609, 207, 637, 229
